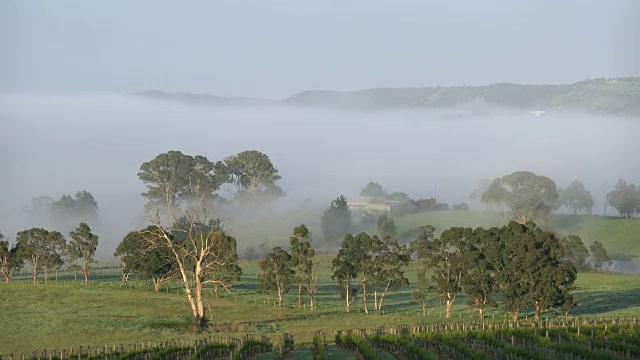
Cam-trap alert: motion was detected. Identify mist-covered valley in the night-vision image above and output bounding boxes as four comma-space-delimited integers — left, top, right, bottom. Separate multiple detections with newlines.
1, 93, 639, 258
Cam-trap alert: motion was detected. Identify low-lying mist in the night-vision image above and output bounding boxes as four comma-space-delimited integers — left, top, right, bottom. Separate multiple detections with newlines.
1, 93, 638, 258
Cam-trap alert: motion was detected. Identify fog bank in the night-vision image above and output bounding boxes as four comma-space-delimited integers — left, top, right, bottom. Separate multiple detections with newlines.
1, 93, 638, 257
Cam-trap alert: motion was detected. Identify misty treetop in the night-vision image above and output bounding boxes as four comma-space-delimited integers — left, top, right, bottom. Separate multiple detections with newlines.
482, 171, 558, 224
321, 195, 352, 242
606, 179, 640, 218
138, 150, 285, 216
24, 191, 99, 230
558, 180, 594, 215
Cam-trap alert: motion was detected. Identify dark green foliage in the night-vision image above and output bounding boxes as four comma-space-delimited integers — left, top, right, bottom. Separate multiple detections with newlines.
67, 223, 99, 286
426, 227, 467, 318
215, 150, 284, 205
459, 227, 500, 319
16, 228, 66, 284
367, 234, 410, 313
560, 235, 590, 271
409, 225, 436, 315
376, 214, 397, 239
320, 195, 352, 242
115, 226, 177, 291
606, 179, 640, 218
335, 332, 377, 360
482, 171, 559, 224
50, 191, 99, 223
496, 222, 577, 320
257, 246, 294, 306
589, 241, 612, 271
559, 180, 594, 214
289, 224, 315, 309
387, 191, 410, 202
0, 232, 23, 283
331, 233, 363, 313
138, 151, 221, 214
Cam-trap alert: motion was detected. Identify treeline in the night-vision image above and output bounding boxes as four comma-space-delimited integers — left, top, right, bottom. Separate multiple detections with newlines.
0, 223, 99, 284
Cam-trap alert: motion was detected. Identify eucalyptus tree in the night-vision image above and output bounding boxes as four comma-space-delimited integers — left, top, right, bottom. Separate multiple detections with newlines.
482, 171, 558, 224
497, 221, 576, 321
589, 241, 612, 271
427, 227, 467, 318
559, 181, 594, 214
460, 227, 500, 319
16, 228, 66, 284
409, 225, 436, 316
331, 233, 360, 313
215, 150, 284, 205
606, 179, 640, 218
115, 226, 177, 291
368, 235, 410, 314
376, 214, 397, 239
289, 224, 315, 309
0, 232, 23, 283
560, 235, 590, 271
137, 150, 239, 328
138, 150, 221, 216
257, 247, 294, 306
67, 223, 99, 286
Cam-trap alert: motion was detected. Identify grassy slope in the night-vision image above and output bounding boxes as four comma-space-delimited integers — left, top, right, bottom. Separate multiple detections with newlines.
1, 261, 639, 356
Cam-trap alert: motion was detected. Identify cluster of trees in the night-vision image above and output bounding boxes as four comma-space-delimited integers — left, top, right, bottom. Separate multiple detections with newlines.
116, 149, 282, 328
24, 191, 99, 228
0, 223, 99, 285
481, 171, 638, 220
257, 225, 318, 309
137, 150, 284, 215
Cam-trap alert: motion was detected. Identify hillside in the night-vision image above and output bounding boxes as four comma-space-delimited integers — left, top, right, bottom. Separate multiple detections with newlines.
136, 77, 640, 114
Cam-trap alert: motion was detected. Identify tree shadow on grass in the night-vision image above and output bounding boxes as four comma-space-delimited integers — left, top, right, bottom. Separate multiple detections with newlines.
572, 287, 640, 316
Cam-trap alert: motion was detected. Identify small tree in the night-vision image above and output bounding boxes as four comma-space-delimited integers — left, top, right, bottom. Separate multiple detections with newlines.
606, 179, 640, 218
258, 247, 294, 306
460, 227, 500, 319
0, 232, 23, 283
560, 235, 590, 271
331, 233, 360, 313
321, 195, 352, 242
376, 214, 397, 239
368, 235, 409, 314
115, 226, 177, 291
409, 226, 436, 316
16, 228, 55, 284
67, 223, 99, 286
559, 181, 594, 214
289, 224, 315, 309
427, 227, 466, 318
41, 234, 65, 284
589, 241, 612, 271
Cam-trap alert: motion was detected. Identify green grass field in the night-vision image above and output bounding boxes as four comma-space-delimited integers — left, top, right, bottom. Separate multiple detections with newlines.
1, 257, 639, 357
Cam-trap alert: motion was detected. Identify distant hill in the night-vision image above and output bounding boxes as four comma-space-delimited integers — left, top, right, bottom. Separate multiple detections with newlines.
135, 77, 640, 114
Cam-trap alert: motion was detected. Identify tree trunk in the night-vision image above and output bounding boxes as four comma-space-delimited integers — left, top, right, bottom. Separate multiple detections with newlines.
4, 275, 9, 283
510, 310, 519, 321
445, 299, 452, 318
214, 283, 219, 298
422, 302, 426, 316
298, 283, 302, 310
534, 303, 541, 322
362, 278, 368, 314
195, 277, 206, 327
479, 307, 484, 320
373, 291, 378, 314
44, 267, 49, 284
310, 293, 314, 311
345, 282, 350, 313
153, 279, 160, 292
278, 288, 283, 306
83, 271, 89, 286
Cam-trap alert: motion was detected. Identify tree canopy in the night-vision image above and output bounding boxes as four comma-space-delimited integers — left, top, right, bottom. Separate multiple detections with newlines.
67, 223, 99, 286
360, 181, 387, 198
0, 232, 23, 283
321, 195, 352, 242
138, 150, 221, 215
482, 171, 559, 224
216, 150, 284, 205
559, 181, 594, 214
606, 179, 640, 218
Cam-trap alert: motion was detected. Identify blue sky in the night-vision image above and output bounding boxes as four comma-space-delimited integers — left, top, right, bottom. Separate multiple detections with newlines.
1, 0, 638, 98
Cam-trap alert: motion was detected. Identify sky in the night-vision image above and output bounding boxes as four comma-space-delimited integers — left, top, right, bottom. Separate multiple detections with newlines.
1, 0, 639, 98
